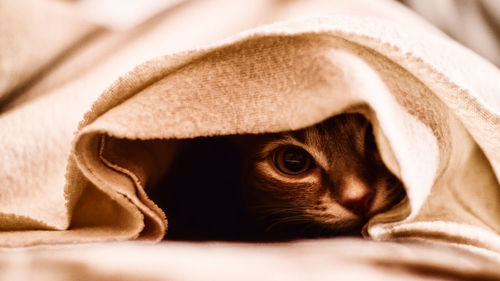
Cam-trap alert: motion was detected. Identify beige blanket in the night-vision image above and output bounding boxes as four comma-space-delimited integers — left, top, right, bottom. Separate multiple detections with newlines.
2, 239, 500, 281
1, 0, 499, 266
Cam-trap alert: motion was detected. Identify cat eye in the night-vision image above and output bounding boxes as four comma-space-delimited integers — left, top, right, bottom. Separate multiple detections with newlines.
273, 146, 314, 175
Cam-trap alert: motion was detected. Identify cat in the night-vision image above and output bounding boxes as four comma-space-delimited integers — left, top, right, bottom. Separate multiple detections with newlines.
240, 113, 406, 238
153, 113, 405, 240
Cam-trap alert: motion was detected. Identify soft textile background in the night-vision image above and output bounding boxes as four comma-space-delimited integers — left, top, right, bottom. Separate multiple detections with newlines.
401, 0, 500, 67
0, 0, 499, 272
2, 239, 500, 281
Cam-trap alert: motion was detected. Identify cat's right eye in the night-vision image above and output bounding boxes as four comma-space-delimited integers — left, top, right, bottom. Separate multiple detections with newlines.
272, 146, 314, 176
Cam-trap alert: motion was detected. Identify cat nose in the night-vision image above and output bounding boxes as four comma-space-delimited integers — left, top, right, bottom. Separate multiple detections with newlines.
339, 176, 374, 216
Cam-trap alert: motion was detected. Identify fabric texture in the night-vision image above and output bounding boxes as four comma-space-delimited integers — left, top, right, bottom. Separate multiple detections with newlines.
2, 239, 500, 281
0, 0, 98, 109
0, 0, 499, 267
401, 0, 500, 67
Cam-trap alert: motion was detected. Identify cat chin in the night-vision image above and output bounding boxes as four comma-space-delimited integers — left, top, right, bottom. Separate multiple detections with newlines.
310, 221, 366, 238
263, 221, 365, 239
318, 218, 366, 234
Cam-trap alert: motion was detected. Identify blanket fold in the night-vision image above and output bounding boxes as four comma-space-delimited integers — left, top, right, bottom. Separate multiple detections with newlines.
0, 0, 499, 264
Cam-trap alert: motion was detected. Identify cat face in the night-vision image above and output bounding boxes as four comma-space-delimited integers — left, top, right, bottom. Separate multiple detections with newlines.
244, 114, 405, 237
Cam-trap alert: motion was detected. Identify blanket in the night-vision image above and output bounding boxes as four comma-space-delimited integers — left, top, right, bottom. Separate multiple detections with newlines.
1, 239, 500, 281
0, 0, 499, 266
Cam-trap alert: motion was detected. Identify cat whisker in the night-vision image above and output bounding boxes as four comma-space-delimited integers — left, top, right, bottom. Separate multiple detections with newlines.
250, 205, 305, 211
253, 209, 305, 219
249, 205, 307, 216
253, 209, 309, 226
264, 215, 314, 233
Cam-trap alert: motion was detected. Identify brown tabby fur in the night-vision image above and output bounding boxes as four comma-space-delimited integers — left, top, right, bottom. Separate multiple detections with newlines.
241, 113, 406, 237
154, 113, 405, 240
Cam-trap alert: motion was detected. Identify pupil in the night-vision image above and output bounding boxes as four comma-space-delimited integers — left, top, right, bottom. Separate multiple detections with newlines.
282, 148, 307, 172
